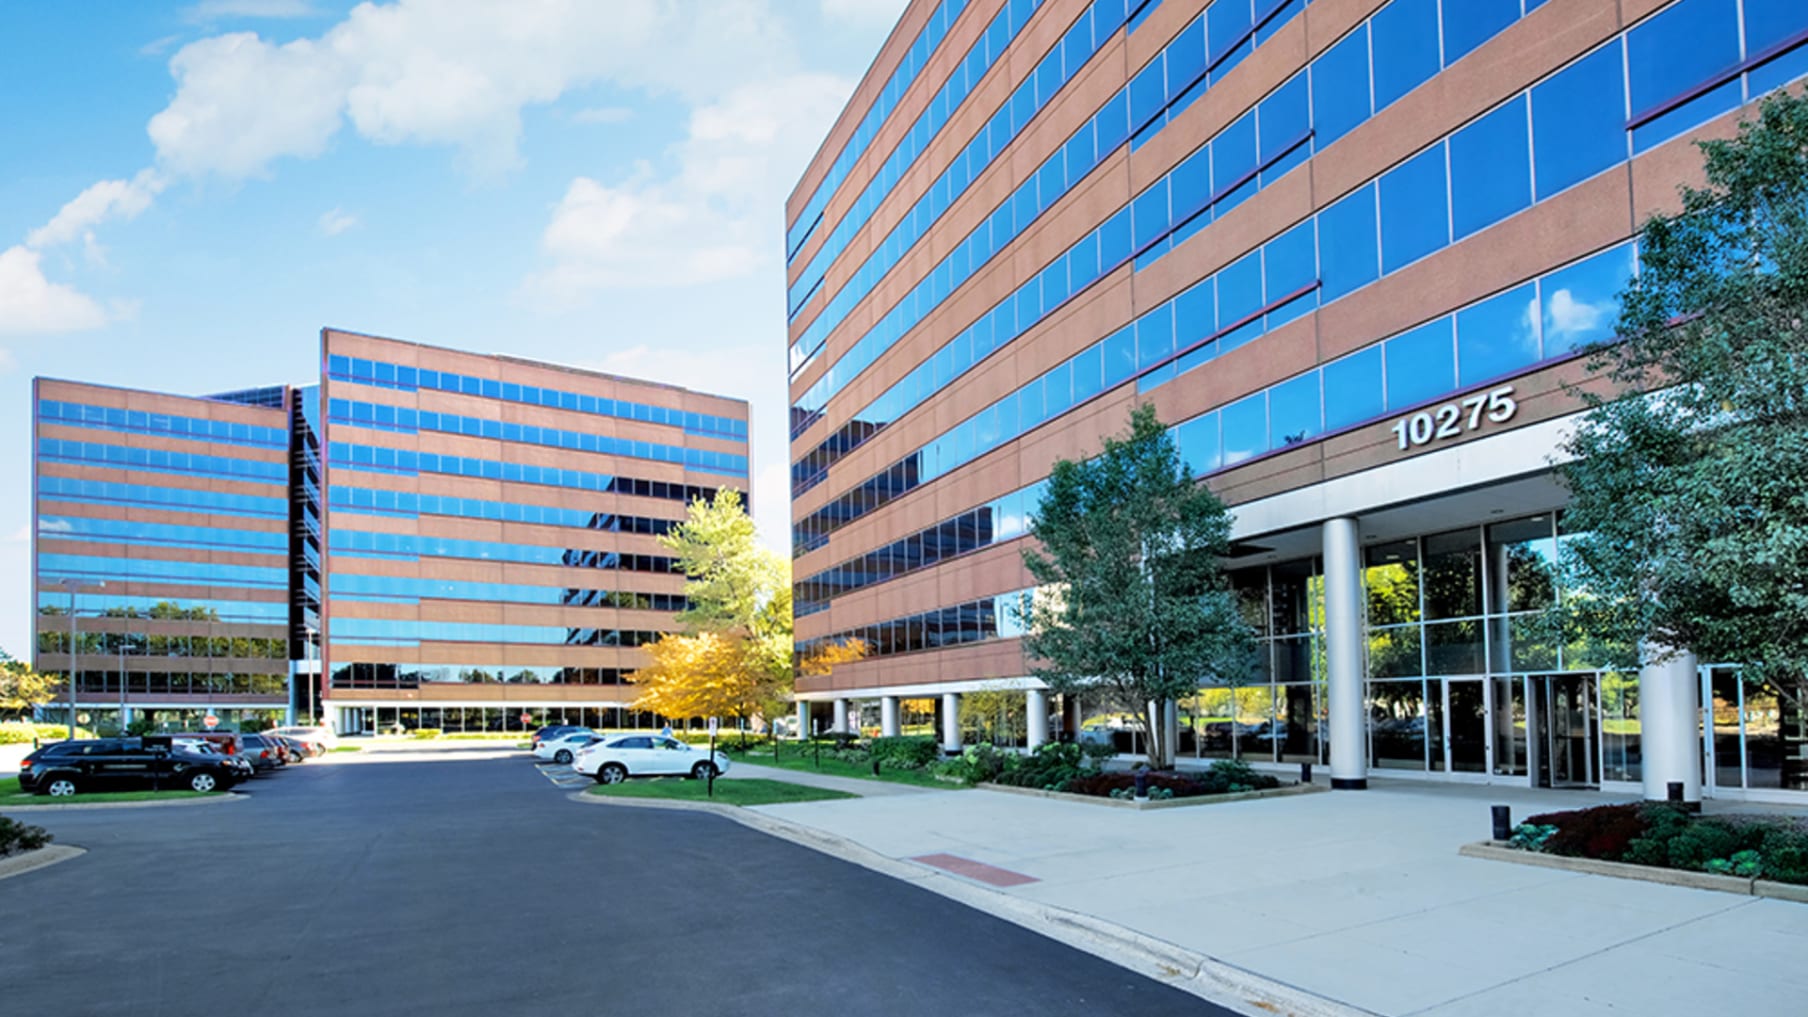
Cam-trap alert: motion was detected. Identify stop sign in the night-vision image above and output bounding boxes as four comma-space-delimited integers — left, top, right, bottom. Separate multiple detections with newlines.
519, 712, 532, 725
203, 714, 220, 729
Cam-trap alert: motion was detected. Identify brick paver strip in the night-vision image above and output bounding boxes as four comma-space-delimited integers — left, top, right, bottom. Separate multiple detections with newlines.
910, 852, 1038, 887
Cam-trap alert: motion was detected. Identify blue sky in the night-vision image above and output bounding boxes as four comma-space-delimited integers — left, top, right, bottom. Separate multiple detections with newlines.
0, 0, 909, 656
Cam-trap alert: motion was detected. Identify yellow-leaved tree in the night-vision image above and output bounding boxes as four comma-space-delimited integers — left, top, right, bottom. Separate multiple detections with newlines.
631, 489, 865, 733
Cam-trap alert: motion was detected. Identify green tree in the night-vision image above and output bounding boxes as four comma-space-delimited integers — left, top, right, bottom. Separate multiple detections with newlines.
1556, 89, 1808, 700
1021, 404, 1257, 768
0, 649, 56, 720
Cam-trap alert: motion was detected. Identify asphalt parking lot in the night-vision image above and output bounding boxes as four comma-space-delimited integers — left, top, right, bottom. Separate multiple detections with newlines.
0, 749, 1227, 1016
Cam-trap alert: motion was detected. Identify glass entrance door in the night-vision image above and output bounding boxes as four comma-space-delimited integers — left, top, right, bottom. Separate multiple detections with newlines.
1446, 679, 1489, 774
1533, 673, 1598, 788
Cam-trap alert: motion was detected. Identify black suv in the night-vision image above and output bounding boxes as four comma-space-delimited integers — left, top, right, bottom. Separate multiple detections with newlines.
18, 738, 242, 796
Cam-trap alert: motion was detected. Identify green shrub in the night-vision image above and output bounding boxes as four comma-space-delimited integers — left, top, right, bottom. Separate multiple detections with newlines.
990, 742, 1096, 790
1510, 823, 1559, 851
934, 743, 1010, 784
0, 723, 94, 745
0, 815, 52, 857
868, 736, 939, 769
1759, 826, 1808, 884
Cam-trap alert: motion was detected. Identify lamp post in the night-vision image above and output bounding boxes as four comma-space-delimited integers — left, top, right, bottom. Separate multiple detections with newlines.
304, 624, 319, 726
57, 578, 104, 740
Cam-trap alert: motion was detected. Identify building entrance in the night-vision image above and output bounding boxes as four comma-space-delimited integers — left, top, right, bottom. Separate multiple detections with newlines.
1531, 673, 1599, 789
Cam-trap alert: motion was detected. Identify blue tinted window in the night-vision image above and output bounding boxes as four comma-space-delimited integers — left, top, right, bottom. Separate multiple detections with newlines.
1264, 220, 1316, 303
1129, 55, 1166, 131
1174, 279, 1214, 347
1531, 43, 1627, 199
1216, 251, 1264, 330
1221, 393, 1267, 465
1317, 184, 1378, 303
1370, 0, 1441, 112
1173, 412, 1220, 475
1456, 284, 1540, 386
1208, 0, 1254, 74
1627, 0, 1740, 152
1133, 177, 1171, 251
1450, 96, 1531, 240
1071, 344, 1104, 403
1258, 71, 1310, 162
1378, 145, 1449, 273
1385, 318, 1455, 409
1311, 25, 1371, 149
1442, 0, 1518, 64
1169, 146, 1212, 224
1322, 347, 1385, 430
1541, 245, 1635, 357
1269, 374, 1321, 446
1137, 305, 1175, 369
1104, 325, 1137, 384
1745, 0, 1808, 95
1212, 111, 1259, 213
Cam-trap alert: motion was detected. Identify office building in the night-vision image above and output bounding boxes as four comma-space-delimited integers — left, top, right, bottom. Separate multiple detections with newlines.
784, 0, 1808, 801
32, 329, 750, 735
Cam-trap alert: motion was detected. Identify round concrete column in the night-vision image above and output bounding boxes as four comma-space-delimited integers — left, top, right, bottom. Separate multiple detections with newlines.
880, 696, 900, 737
1323, 516, 1368, 789
795, 699, 809, 741
1640, 647, 1702, 803
1026, 689, 1049, 748
941, 692, 961, 753
832, 698, 849, 734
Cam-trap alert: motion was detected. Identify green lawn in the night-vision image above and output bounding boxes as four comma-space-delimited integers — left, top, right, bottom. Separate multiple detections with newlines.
0, 776, 212, 806
330, 745, 365, 753
586, 778, 855, 806
729, 745, 955, 789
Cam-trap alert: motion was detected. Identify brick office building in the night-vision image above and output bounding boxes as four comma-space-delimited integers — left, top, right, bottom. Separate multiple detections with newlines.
784, 0, 1808, 801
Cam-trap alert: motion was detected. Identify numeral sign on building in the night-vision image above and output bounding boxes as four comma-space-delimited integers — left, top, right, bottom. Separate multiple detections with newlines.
1390, 386, 1518, 451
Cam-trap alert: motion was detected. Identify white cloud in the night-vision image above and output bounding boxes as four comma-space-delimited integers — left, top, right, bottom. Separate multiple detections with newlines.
570, 106, 633, 125
26, 170, 165, 250
521, 72, 855, 300
1545, 288, 1616, 345
185, 0, 321, 20
820, 0, 909, 29
0, 247, 109, 336
318, 207, 360, 236
146, 0, 797, 181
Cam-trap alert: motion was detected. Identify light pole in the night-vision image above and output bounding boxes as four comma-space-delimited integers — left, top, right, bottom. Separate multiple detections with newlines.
304, 624, 319, 726
57, 578, 103, 740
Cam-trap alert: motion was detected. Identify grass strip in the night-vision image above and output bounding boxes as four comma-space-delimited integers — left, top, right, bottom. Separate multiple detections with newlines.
732, 747, 953, 789
0, 776, 210, 805
586, 777, 855, 806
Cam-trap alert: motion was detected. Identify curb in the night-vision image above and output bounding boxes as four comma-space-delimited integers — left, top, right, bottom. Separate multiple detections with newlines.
0, 844, 85, 881
1, 792, 248, 812
1459, 841, 1808, 903
571, 789, 1376, 1017
978, 780, 1326, 809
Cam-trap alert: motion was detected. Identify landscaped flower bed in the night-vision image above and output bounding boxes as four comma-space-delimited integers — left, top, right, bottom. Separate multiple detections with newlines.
1509, 803, 1808, 885
943, 741, 1281, 800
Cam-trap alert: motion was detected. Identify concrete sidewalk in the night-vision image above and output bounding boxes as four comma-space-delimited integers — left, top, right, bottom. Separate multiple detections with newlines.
739, 777, 1806, 1016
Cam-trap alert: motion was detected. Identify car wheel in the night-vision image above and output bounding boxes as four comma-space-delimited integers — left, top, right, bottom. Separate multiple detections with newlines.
690, 761, 718, 780
554, 749, 573, 764
597, 763, 627, 785
44, 777, 78, 797
188, 771, 219, 793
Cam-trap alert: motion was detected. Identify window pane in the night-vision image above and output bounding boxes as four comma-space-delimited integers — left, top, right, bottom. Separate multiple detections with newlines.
1263, 220, 1316, 304
1311, 25, 1371, 149
1370, 0, 1441, 112
1378, 144, 1449, 274
1384, 318, 1455, 409
1627, 0, 1741, 152
1173, 278, 1214, 348
1212, 111, 1259, 213
1258, 71, 1311, 169
1456, 283, 1540, 386
1173, 411, 1220, 476
1745, 0, 1808, 94
1317, 184, 1378, 303
1531, 43, 1628, 199
1365, 540, 1420, 627
1216, 250, 1264, 332
1268, 373, 1320, 447
1541, 245, 1635, 357
1449, 96, 1531, 241
1421, 528, 1483, 620
1442, 0, 1519, 64
1322, 346, 1384, 431
1221, 392, 1267, 466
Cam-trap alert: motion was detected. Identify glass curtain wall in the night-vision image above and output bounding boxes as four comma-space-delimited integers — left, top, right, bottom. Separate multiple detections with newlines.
1197, 557, 1326, 765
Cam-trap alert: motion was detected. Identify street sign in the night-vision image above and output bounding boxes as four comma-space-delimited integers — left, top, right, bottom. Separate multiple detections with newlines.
203, 714, 219, 729
519, 711, 532, 725
708, 717, 719, 735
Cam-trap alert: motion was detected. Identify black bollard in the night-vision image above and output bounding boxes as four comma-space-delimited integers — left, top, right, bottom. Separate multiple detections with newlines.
1491, 804, 1512, 842
1133, 766, 1149, 800
1300, 761, 1313, 785
1667, 781, 1684, 804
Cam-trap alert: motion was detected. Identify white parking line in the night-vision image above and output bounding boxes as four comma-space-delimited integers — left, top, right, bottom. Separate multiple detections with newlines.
534, 762, 591, 788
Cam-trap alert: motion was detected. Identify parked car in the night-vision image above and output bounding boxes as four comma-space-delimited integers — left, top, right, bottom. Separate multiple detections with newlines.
529, 724, 584, 750
168, 737, 255, 779
168, 731, 245, 757
270, 726, 337, 753
264, 734, 307, 764
532, 730, 600, 764
571, 734, 730, 784
19, 738, 241, 796
237, 734, 288, 772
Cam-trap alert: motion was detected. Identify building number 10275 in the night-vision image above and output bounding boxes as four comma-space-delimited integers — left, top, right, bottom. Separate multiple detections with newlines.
1390, 386, 1518, 451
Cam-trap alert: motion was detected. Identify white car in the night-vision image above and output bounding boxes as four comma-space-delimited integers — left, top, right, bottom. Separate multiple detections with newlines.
534, 730, 601, 764
271, 725, 339, 752
572, 734, 731, 783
